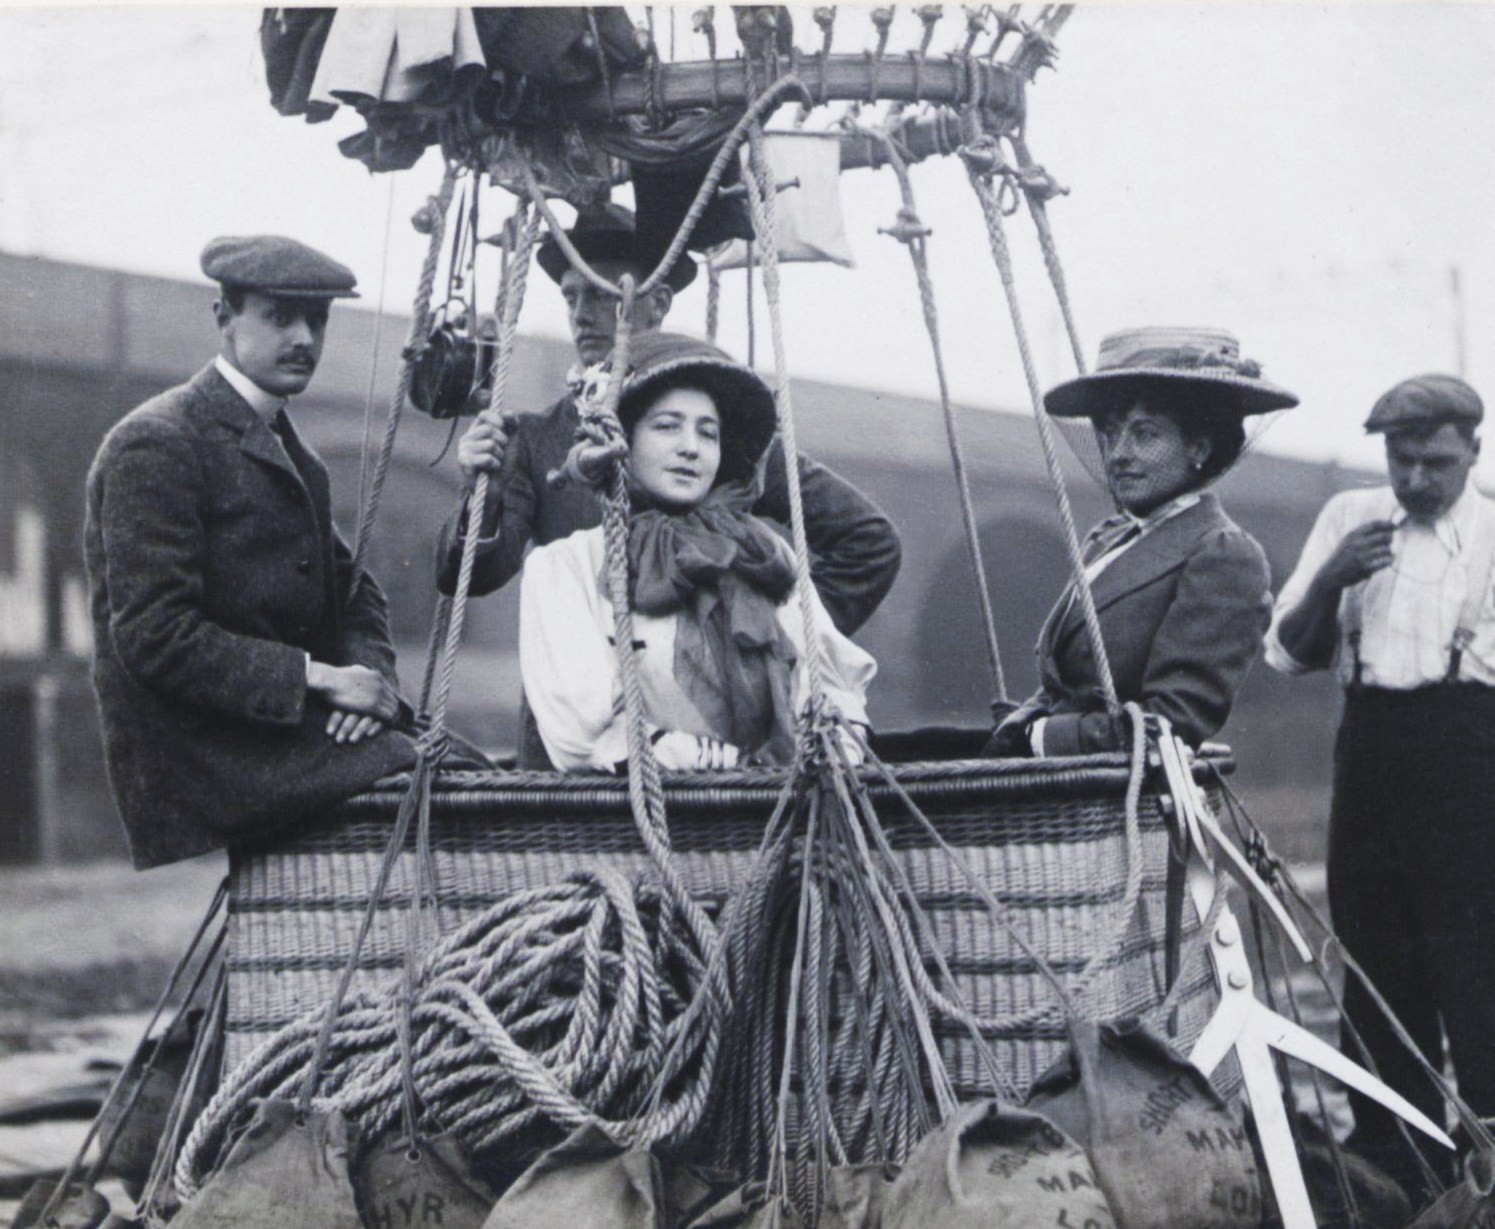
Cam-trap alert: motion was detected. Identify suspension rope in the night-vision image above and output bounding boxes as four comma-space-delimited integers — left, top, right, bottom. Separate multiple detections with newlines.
743, 117, 828, 701
872, 128, 1009, 706
1010, 131, 1086, 372
518, 75, 811, 304
962, 139, 1120, 711
348, 163, 460, 593
432, 203, 539, 737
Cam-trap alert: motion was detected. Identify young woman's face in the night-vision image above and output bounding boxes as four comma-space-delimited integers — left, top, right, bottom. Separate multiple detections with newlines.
1094, 400, 1211, 515
629, 387, 722, 509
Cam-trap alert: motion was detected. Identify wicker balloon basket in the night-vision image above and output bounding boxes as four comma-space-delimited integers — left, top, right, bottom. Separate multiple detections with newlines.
223, 752, 1226, 1101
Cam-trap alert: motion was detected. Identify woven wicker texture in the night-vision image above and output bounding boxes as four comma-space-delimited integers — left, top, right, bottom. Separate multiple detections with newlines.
225, 757, 1221, 1096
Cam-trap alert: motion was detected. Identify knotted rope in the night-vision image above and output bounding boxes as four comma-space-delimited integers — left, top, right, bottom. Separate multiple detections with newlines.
348, 162, 460, 592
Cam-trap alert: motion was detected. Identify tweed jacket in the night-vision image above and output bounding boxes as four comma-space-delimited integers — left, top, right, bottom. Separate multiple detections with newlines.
436, 391, 903, 636
84, 364, 415, 869
1003, 492, 1272, 755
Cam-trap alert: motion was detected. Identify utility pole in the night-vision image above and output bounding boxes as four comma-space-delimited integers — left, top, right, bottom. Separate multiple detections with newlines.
1451, 264, 1467, 379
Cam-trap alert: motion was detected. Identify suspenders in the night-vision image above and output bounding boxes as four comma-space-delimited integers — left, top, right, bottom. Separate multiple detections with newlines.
1341, 508, 1495, 686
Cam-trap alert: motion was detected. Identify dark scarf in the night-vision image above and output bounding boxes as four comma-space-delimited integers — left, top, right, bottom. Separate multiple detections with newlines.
622, 483, 800, 763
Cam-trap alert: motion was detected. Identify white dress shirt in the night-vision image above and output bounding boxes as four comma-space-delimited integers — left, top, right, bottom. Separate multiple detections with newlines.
1265, 483, 1495, 689
519, 527, 876, 771
214, 355, 287, 423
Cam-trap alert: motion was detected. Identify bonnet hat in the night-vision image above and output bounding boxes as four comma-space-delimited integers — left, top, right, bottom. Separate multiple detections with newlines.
614, 332, 777, 489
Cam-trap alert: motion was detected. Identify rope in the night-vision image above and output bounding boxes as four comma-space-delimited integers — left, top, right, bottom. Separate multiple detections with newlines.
705, 261, 721, 343
1010, 132, 1086, 373
176, 871, 723, 1197
743, 119, 827, 702
348, 162, 460, 593
873, 129, 1009, 706
432, 203, 540, 737
962, 142, 1120, 711
518, 76, 811, 303
32, 883, 227, 1229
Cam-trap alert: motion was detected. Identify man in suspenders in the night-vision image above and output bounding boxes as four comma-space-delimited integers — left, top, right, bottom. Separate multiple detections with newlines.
1265, 374, 1494, 1198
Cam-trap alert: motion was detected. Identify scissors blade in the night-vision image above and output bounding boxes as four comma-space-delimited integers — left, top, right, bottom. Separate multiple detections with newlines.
1235, 1028, 1318, 1229
1191, 806, 1313, 961
1190, 985, 1252, 1078
1250, 1003, 1454, 1148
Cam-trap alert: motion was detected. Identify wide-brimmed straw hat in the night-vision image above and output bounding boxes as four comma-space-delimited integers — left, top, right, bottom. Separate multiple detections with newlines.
1044, 327, 1298, 419
616, 332, 777, 488
537, 203, 697, 293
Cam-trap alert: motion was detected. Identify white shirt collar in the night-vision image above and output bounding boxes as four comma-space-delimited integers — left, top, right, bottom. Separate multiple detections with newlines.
1125, 490, 1203, 531
215, 355, 287, 422
1390, 480, 1486, 555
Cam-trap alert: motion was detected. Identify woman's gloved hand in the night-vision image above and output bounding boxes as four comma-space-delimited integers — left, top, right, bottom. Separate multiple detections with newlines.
652, 730, 742, 771
981, 716, 1036, 759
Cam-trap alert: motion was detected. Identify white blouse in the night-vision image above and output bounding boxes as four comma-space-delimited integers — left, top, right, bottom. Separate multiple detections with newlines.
520, 526, 876, 771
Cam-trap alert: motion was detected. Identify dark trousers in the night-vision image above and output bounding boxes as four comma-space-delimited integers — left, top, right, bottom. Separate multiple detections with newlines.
1328, 684, 1495, 1185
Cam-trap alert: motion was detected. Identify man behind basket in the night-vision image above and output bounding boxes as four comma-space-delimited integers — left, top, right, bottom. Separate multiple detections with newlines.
84, 235, 420, 869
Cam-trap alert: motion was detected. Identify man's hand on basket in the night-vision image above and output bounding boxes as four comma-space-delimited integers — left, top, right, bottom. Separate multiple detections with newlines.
308, 663, 400, 743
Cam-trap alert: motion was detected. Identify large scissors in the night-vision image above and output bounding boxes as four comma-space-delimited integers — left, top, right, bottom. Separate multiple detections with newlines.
1151, 723, 1453, 1229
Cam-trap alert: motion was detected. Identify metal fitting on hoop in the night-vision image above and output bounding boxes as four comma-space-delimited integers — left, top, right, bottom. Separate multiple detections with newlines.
411, 195, 446, 236
961, 5, 988, 54
870, 6, 895, 55
956, 134, 1004, 177
916, 5, 943, 53
878, 206, 932, 245
719, 176, 801, 200
1016, 162, 1070, 204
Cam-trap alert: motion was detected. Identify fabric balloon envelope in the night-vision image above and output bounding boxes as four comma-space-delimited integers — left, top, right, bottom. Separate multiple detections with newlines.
1026, 1018, 1262, 1229
482, 1124, 664, 1229
169, 1099, 362, 1229
881, 1101, 1116, 1229
1407, 1148, 1495, 1228
353, 1131, 496, 1229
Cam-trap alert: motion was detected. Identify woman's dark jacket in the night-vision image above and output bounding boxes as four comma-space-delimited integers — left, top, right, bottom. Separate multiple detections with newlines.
1003, 492, 1271, 755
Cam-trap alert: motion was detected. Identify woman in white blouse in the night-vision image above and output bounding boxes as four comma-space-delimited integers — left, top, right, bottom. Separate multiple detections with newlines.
519, 332, 876, 773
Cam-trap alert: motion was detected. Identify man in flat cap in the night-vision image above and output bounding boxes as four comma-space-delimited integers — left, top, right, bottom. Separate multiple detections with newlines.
84, 235, 418, 870
1266, 373, 1494, 1198
436, 204, 902, 766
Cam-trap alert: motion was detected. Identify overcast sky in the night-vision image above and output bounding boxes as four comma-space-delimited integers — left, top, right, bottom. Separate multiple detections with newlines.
3, 3, 1493, 476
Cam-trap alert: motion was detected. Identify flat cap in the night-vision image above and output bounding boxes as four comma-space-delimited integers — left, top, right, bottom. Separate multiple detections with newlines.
200, 235, 359, 299
1365, 374, 1483, 434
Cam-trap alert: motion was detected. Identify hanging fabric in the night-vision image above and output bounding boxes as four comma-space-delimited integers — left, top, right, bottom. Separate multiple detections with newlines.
880, 1100, 1116, 1229
686, 1182, 806, 1229
480, 1125, 665, 1229
309, 9, 485, 111
10, 1181, 111, 1229
817, 1166, 892, 1229
169, 1101, 362, 1229
1406, 1149, 1495, 1228
1025, 1019, 1261, 1229
711, 133, 855, 270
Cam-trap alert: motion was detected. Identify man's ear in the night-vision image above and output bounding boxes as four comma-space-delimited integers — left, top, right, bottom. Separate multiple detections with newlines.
212, 299, 233, 329
647, 285, 674, 328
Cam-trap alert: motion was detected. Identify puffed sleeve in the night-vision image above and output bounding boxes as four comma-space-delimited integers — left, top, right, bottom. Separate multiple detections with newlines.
780, 581, 878, 728
1042, 526, 1270, 755
519, 534, 629, 771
